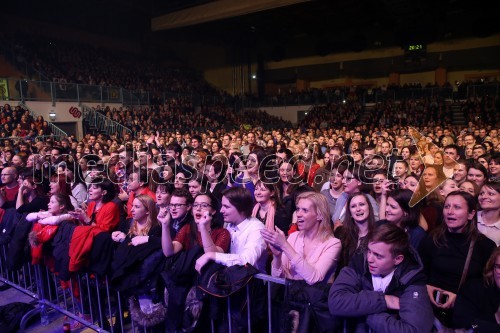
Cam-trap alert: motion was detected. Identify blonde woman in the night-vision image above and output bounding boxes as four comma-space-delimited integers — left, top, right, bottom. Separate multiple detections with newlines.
261, 191, 341, 285
110, 195, 165, 327
111, 194, 160, 245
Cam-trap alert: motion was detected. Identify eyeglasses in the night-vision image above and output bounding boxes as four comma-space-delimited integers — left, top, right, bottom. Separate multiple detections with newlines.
168, 203, 188, 209
1, 173, 15, 176
192, 203, 212, 209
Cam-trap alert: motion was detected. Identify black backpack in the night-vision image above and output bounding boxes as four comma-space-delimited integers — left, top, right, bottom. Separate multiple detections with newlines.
0, 302, 35, 333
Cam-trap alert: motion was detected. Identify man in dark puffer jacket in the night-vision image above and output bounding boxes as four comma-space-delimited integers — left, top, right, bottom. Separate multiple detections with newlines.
329, 224, 433, 333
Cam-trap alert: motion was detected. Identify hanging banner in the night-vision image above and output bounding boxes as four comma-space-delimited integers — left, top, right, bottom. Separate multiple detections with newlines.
0, 78, 9, 100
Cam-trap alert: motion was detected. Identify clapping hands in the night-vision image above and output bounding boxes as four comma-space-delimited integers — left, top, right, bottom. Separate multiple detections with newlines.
260, 228, 286, 256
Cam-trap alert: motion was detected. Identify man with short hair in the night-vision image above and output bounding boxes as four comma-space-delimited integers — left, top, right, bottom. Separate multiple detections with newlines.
60, 139, 71, 154
472, 144, 486, 160
175, 132, 184, 147
18, 142, 31, 154
380, 141, 392, 158
324, 145, 344, 171
363, 146, 376, 165
165, 188, 194, 238
190, 135, 202, 150
222, 135, 231, 150
51, 146, 65, 164
477, 128, 487, 143
276, 148, 293, 165
137, 146, 160, 171
443, 144, 460, 177
88, 135, 97, 146
394, 136, 405, 155
320, 164, 347, 217
241, 132, 256, 155
0, 167, 19, 209
464, 134, 475, 146
329, 224, 433, 332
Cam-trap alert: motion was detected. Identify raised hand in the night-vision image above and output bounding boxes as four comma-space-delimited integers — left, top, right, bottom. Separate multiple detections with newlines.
158, 207, 171, 227
198, 211, 212, 229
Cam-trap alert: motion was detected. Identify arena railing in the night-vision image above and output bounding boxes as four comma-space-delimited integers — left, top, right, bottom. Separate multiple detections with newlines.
0, 242, 296, 333
3, 77, 498, 108
0, 136, 69, 148
81, 104, 132, 140
467, 83, 499, 98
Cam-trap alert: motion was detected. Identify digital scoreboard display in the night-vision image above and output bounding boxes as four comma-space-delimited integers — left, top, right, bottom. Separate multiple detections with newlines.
404, 44, 427, 62
407, 44, 425, 51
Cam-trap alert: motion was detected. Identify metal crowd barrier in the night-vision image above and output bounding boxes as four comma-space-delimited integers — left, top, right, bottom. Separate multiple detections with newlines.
0, 243, 290, 333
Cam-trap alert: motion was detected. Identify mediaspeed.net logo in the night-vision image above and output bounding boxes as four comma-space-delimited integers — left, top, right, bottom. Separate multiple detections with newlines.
27, 127, 459, 208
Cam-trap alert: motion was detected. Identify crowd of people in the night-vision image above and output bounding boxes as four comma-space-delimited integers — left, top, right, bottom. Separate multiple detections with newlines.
1, 25, 500, 333
4, 29, 499, 115
0, 97, 498, 332
4, 32, 218, 96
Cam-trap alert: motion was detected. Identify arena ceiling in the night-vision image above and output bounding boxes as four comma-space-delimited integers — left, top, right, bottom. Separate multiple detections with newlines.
5, 0, 500, 80
150, 0, 497, 54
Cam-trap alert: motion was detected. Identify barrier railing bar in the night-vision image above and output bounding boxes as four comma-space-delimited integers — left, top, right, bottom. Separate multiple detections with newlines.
62, 285, 68, 311
267, 279, 272, 333
255, 273, 286, 285
2, 247, 293, 333
20, 266, 26, 289
38, 298, 107, 333
95, 276, 104, 328
28, 264, 35, 293
227, 296, 232, 333
116, 290, 124, 333
0, 276, 39, 299
85, 273, 95, 324
44, 266, 53, 302
73, 276, 79, 317
246, 283, 251, 333
52, 272, 61, 306
105, 276, 114, 333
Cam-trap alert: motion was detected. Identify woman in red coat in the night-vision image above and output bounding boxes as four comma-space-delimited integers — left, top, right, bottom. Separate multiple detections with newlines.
69, 178, 119, 272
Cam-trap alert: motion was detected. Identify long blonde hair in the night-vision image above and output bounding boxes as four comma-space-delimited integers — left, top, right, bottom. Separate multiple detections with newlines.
128, 195, 158, 236
295, 192, 333, 241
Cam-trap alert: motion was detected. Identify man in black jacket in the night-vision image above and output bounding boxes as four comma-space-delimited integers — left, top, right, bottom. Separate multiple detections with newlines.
329, 224, 434, 333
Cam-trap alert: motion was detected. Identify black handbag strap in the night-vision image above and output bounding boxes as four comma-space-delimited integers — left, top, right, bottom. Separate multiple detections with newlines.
458, 237, 475, 291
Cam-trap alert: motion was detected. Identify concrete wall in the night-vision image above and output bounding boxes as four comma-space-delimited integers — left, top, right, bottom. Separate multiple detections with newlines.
400, 71, 436, 85
245, 105, 311, 124
311, 76, 389, 89
0, 101, 123, 140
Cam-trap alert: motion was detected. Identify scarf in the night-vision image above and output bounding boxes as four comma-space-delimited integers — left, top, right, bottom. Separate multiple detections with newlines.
252, 202, 276, 231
